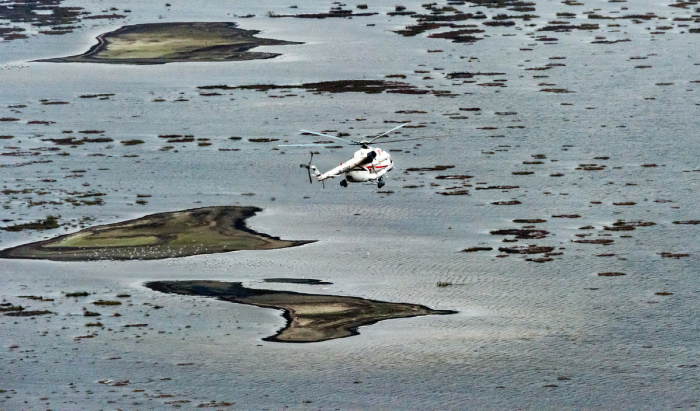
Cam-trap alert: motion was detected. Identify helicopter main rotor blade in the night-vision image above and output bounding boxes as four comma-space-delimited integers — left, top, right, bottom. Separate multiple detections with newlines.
279, 143, 336, 147
367, 123, 411, 143
299, 130, 356, 144
376, 136, 438, 144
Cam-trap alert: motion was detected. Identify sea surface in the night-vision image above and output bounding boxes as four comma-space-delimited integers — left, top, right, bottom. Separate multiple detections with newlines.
1, 0, 699, 409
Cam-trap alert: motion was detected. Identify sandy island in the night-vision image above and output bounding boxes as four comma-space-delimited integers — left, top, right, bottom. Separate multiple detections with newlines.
0, 206, 313, 261
146, 280, 456, 343
35, 22, 302, 65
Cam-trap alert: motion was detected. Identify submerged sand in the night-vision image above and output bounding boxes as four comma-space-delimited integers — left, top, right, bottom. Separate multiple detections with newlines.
36, 22, 302, 64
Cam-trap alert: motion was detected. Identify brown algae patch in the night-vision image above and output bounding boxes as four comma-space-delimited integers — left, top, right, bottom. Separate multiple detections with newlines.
145, 280, 455, 343
35, 22, 302, 65
0, 206, 314, 261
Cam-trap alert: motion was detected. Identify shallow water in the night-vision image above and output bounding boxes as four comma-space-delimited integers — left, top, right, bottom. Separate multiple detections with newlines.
2, 0, 700, 409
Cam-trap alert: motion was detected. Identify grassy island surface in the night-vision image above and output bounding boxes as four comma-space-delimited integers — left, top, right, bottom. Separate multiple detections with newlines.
146, 280, 456, 343
35, 22, 302, 64
0, 206, 313, 261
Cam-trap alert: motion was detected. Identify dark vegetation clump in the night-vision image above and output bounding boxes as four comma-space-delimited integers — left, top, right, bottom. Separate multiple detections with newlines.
537, 23, 598, 32
42, 137, 113, 145
0, 0, 87, 41
168, 137, 194, 143
199, 80, 430, 94
80, 94, 115, 98
574, 239, 614, 245
483, 20, 515, 26
591, 38, 631, 44
437, 190, 469, 195
461, 247, 493, 252
435, 174, 471, 179
492, 13, 539, 20
249, 138, 279, 142
407, 165, 455, 172
1, 215, 59, 231
19, 295, 54, 301
84, 13, 127, 20
428, 29, 484, 43
121, 139, 145, 145
658, 252, 690, 259
447, 72, 505, 79
605, 220, 655, 231
526, 257, 554, 263
0, 304, 23, 312
498, 245, 554, 254
475, 185, 519, 190
414, 12, 486, 22
268, 7, 378, 18
93, 300, 122, 306
490, 229, 549, 239
5, 310, 53, 317
66, 291, 89, 297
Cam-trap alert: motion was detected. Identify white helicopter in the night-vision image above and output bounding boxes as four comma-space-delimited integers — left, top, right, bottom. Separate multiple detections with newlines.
280, 123, 417, 189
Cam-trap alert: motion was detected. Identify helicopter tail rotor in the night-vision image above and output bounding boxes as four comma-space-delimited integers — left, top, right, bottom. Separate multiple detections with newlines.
300, 152, 323, 185
300, 152, 314, 184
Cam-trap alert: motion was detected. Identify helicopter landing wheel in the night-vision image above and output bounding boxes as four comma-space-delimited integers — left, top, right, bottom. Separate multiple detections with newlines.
377, 179, 385, 189
340, 179, 348, 188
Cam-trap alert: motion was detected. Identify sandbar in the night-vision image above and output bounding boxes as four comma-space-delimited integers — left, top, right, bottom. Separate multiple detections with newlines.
146, 280, 456, 343
0, 206, 313, 261
35, 22, 302, 65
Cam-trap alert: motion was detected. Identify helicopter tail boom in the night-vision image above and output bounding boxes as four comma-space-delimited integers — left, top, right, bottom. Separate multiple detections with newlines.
309, 166, 322, 178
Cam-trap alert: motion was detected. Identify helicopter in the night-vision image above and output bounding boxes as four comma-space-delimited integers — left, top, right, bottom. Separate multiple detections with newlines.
279, 123, 419, 189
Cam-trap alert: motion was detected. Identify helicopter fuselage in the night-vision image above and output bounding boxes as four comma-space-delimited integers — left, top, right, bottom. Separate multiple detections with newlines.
312, 146, 393, 184
345, 147, 393, 183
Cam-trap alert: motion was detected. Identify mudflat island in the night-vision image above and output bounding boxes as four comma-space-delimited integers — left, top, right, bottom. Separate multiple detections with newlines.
146, 280, 456, 343
0, 206, 313, 261
36, 22, 302, 64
